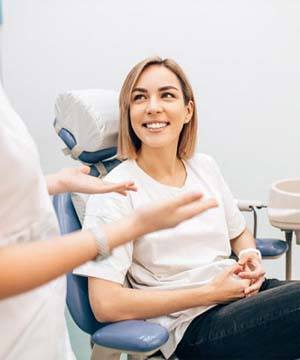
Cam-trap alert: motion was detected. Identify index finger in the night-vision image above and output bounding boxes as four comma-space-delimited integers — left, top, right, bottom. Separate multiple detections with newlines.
238, 268, 265, 279
171, 192, 204, 207
177, 198, 218, 221
104, 181, 138, 192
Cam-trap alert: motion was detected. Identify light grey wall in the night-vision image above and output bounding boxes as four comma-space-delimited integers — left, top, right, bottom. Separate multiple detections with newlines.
1, 0, 300, 357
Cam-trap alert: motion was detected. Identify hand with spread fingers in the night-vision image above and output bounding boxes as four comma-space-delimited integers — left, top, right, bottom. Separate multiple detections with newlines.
46, 165, 138, 196
136, 192, 218, 234
238, 253, 266, 297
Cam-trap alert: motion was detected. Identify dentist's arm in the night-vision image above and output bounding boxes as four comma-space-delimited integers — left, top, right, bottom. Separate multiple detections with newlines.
0, 192, 215, 299
0, 216, 136, 299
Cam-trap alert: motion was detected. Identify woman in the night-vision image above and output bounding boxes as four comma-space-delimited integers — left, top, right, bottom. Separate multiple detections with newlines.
75, 57, 300, 359
0, 82, 216, 360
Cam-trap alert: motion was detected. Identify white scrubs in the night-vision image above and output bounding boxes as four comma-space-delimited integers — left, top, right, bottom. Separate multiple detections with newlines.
0, 86, 74, 360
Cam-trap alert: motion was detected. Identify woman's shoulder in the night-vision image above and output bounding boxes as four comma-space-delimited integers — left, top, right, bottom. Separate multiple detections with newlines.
188, 152, 218, 169
103, 159, 135, 181
85, 160, 135, 217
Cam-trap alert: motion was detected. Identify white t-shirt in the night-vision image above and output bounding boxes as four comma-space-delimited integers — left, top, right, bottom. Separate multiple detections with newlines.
0, 88, 74, 360
74, 156, 246, 359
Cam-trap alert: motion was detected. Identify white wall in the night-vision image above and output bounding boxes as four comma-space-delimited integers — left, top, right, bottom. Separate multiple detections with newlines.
2, 0, 300, 279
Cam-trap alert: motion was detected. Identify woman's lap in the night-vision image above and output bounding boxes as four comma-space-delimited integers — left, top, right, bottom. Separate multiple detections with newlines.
175, 279, 300, 359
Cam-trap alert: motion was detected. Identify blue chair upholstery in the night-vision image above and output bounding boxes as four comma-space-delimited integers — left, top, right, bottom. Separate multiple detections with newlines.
56, 126, 120, 177
57, 127, 117, 164
53, 193, 169, 358
256, 238, 288, 258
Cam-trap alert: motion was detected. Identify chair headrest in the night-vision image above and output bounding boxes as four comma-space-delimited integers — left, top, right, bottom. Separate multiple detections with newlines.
54, 89, 119, 164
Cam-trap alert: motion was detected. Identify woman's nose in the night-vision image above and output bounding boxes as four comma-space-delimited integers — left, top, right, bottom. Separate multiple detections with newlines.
146, 96, 163, 114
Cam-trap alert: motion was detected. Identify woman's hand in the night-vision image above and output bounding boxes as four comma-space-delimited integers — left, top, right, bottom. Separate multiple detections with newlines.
207, 264, 250, 304
46, 165, 137, 196
135, 192, 218, 234
238, 254, 266, 297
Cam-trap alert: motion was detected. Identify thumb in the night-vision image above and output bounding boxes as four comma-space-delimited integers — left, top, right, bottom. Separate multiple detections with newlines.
230, 263, 243, 275
238, 256, 250, 266
80, 165, 91, 175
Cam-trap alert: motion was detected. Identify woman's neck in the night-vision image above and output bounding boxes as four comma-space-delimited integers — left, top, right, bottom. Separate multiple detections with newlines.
136, 146, 187, 187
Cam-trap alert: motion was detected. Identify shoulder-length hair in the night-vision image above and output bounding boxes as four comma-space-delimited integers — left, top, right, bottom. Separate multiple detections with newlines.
118, 57, 198, 160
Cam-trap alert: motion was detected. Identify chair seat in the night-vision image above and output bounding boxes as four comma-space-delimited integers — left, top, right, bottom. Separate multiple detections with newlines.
92, 320, 169, 353
256, 238, 289, 258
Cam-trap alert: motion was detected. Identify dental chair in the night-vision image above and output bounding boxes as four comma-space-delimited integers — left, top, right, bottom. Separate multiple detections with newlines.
53, 191, 169, 360
52, 89, 291, 360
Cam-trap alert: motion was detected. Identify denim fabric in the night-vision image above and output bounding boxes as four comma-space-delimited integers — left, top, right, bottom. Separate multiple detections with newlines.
176, 279, 300, 359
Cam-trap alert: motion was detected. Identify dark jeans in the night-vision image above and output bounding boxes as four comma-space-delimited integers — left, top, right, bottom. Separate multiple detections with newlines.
175, 279, 300, 360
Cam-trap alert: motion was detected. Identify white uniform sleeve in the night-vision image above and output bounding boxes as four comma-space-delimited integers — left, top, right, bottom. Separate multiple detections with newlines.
73, 191, 134, 285
206, 155, 246, 239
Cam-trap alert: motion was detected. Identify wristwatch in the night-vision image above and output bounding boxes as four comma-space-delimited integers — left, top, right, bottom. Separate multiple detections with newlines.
89, 226, 111, 261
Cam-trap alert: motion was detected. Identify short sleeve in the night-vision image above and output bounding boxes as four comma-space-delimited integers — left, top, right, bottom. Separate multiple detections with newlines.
73, 191, 134, 284
206, 155, 246, 239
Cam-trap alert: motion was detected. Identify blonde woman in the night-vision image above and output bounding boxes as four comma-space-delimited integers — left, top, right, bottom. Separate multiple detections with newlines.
75, 57, 300, 359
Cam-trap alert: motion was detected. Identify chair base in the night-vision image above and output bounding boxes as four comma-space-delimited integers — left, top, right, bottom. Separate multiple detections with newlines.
91, 345, 120, 360
91, 344, 163, 360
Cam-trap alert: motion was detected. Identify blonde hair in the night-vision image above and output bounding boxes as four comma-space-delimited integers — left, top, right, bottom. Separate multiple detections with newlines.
118, 57, 198, 160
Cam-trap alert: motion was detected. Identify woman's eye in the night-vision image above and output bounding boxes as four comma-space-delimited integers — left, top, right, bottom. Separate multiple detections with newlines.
133, 94, 146, 101
162, 92, 174, 99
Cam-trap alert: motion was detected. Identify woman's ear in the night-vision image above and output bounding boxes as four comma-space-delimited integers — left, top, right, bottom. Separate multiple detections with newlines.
184, 100, 194, 123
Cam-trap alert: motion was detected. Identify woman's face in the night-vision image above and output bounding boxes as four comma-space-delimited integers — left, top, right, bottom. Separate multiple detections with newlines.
129, 65, 193, 152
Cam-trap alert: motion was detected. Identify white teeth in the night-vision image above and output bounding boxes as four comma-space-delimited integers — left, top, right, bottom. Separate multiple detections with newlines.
145, 122, 168, 129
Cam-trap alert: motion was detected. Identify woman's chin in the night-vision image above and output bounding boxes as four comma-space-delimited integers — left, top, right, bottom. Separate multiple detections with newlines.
141, 138, 178, 151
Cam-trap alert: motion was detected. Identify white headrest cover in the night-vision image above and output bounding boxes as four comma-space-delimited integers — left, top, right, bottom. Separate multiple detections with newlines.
55, 89, 119, 152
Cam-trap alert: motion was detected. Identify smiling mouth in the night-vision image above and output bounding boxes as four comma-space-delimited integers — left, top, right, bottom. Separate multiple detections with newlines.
142, 121, 170, 129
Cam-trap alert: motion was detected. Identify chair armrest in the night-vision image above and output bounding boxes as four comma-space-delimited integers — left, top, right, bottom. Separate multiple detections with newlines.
235, 199, 267, 212
92, 320, 169, 353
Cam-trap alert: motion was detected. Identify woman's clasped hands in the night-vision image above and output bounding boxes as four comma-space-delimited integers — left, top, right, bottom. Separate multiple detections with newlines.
238, 253, 266, 297
209, 255, 266, 304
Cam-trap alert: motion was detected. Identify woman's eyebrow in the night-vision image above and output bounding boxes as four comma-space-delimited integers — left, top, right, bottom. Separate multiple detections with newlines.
159, 86, 179, 92
132, 87, 147, 93
132, 85, 179, 93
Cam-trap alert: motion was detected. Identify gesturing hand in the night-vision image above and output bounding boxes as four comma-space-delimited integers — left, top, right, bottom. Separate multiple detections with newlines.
57, 165, 137, 196
238, 253, 266, 297
136, 192, 218, 234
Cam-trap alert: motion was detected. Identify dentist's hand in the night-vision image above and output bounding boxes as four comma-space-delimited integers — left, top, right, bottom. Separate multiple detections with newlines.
46, 165, 137, 196
101, 192, 218, 250
135, 192, 218, 234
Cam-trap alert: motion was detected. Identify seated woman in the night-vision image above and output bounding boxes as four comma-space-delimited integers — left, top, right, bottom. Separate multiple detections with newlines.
74, 57, 300, 359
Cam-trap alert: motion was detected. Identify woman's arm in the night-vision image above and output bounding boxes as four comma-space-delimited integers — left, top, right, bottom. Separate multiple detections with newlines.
89, 263, 249, 323
89, 278, 213, 322
230, 227, 257, 256
0, 192, 215, 299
